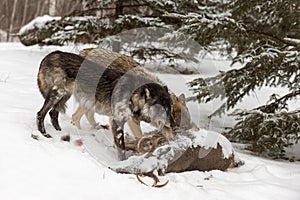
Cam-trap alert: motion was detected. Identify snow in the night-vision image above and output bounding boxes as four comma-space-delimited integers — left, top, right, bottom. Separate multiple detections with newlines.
284, 37, 300, 44
192, 129, 233, 158
18, 15, 61, 35
1, 43, 300, 200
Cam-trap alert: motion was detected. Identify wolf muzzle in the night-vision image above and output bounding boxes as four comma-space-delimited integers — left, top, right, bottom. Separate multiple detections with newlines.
149, 104, 175, 136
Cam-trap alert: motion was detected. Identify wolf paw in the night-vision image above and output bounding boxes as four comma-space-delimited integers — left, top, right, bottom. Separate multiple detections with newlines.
94, 123, 110, 130
42, 132, 52, 138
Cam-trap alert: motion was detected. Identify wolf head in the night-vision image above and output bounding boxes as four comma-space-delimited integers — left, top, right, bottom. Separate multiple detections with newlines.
130, 84, 175, 130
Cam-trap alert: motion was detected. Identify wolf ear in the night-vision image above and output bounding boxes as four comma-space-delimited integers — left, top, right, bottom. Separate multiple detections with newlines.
130, 93, 139, 112
144, 88, 151, 100
164, 86, 168, 93
170, 93, 177, 102
178, 93, 186, 105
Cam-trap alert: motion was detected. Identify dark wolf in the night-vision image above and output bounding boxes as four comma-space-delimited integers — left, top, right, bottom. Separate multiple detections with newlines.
71, 48, 196, 138
36, 50, 175, 159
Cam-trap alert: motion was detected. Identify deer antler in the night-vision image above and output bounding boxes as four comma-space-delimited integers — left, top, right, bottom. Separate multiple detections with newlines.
136, 172, 169, 188
136, 135, 166, 153
135, 136, 169, 187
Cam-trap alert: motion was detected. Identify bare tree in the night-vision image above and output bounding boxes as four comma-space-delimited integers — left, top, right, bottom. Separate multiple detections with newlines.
4, 0, 10, 41
21, 0, 29, 25
9, 0, 18, 41
49, 0, 56, 16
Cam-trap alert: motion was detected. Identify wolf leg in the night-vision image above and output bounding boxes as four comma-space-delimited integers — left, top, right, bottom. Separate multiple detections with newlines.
36, 89, 64, 137
37, 100, 54, 137
49, 109, 61, 131
85, 110, 97, 127
111, 119, 126, 160
50, 94, 71, 131
71, 106, 85, 129
72, 106, 101, 129
127, 118, 142, 138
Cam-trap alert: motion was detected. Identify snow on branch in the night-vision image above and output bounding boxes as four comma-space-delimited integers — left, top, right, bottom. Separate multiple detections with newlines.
225, 108, 300, 158
19, 15, 61, 35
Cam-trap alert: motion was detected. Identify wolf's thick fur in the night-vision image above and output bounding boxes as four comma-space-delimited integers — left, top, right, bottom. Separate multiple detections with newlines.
37, 51, 79, 137
72, 48, 147, 137
37, 50, 174, 159
72, 48, 195, 138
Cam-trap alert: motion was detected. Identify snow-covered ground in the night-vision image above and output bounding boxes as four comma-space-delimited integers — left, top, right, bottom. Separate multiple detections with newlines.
0, 43, 300, 200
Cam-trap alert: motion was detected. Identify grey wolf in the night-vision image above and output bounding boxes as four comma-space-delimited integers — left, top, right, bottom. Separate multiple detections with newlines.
36, 50, 175, 159
71, 48, 195, 138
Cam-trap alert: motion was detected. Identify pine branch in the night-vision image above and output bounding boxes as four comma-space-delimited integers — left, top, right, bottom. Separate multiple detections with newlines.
255, 90, 300, 113
130, 47, 184, 61
224, 109, 300, 158
248, 29, 300, 48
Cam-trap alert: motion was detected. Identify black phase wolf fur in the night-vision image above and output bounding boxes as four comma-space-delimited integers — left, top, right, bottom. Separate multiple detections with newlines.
37, 50, 174, 159
37, 51, 81, 137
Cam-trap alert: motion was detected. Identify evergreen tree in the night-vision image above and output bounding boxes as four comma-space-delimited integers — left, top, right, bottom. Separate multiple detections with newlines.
189, 0, 300, 158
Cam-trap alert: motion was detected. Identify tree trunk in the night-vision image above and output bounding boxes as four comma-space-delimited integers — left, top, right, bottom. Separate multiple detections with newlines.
35, 0, 42, 17
49, 0, 56, 16
5, 0, 10, 41
39, 0, 47, 16
115, 1, 123, 18
9, 0, 18, 41
112, 1, 123, 52
21, 0, 28, 25
62, 0, 82, 17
